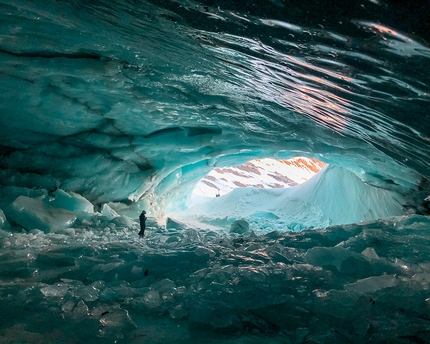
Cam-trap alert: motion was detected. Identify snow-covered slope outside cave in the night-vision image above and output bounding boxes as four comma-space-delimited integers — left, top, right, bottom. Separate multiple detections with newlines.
1, 0, 430, 343
175, 164, 405, 233
193, 157, 326, 198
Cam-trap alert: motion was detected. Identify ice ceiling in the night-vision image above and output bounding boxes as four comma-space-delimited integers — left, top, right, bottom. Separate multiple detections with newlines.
1, 0, 430, 218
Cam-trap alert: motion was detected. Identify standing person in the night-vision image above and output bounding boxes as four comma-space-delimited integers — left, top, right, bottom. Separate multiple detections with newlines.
138, 210, 147, 237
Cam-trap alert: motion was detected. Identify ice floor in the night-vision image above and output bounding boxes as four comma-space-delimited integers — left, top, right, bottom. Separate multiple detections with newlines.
2, 214, 430, 343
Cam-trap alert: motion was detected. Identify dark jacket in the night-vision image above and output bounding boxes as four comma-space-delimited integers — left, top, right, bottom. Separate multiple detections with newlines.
139, 212, 147, 229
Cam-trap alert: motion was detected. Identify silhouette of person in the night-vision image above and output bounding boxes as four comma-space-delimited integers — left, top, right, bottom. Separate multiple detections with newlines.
138, 210, 147, 237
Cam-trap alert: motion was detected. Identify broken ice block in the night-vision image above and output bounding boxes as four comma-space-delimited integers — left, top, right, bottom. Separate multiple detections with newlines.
150, 278, 176, 293
361, 247, 380, 260
40, 283, 70, 298
166, 217, 188, 230
344, 274, 397, 294
306, 246, 365, 272
143, 290, 162, 309
72, 300, 89, 319
0, 186, 48, 206
110, 215, 135, 228
101, 204, 119, 220
6, 196, 77, 233
48, 189, 94, 219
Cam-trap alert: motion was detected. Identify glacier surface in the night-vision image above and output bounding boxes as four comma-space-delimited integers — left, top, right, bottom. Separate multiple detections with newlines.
0, 0, 430, 342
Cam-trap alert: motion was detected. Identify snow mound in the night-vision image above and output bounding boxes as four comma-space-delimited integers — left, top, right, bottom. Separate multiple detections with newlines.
173, 165, 405, 231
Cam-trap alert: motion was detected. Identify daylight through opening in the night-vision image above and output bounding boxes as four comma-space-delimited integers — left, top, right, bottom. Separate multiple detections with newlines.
192, 157, 327, 198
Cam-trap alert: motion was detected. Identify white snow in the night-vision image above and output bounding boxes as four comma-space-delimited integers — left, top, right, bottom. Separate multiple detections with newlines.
173, 165, 404, 232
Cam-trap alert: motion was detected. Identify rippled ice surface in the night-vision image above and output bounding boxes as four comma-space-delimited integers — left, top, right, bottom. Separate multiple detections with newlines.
2, 215, 430, 343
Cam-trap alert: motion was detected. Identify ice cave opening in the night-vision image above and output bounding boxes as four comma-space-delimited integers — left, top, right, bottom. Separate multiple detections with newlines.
169, 153, 411, 234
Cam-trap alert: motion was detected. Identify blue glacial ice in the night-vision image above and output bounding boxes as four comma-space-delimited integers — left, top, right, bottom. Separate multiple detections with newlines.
1, 0, 430, 342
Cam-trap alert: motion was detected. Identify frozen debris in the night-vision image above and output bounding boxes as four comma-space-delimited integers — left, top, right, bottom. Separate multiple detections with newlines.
6, 196, 77, 233
1, 214, 430, 342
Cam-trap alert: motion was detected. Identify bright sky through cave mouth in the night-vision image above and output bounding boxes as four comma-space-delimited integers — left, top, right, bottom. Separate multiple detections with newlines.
193, 157, 327, 198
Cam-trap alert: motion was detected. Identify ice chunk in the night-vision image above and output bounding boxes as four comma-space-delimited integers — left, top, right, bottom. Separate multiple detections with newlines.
106, 200, 149, 219
169, 303, 188, 319
361, 247, 380, 260
194, 247, 216, 257
36, 252, 75, 267
344, 274, 397, 294
101, 204, 119, 220
110, 215, 135, 228
72, 300, 89, 319
305, 246, 365, 272
48, 189, 94, 219
143, 290, 162, 309
0, 186, 48, 205
166, 217, 188, 230
40, 283, 70, 298
313, 289, 361, 319
6, 196, 77, 233
62, 300, 75, 314
150, 279, 176, 293
99, 309, 136, 331
230, 219, 250, 234
0, 209, 10, 229
74, 281, 102, 302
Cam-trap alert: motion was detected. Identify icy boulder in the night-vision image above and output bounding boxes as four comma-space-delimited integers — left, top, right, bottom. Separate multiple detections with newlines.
6, 196, 77, 233
48, 189, 94, 220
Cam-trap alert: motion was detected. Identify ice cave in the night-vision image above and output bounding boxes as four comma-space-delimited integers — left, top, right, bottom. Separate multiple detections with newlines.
1, 0, 430, 343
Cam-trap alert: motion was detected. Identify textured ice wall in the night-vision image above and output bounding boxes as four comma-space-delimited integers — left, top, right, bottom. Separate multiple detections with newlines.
0, 0, 429, 218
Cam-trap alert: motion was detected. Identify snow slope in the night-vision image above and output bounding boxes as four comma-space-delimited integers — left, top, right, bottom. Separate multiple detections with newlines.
175, 165, 405, 232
